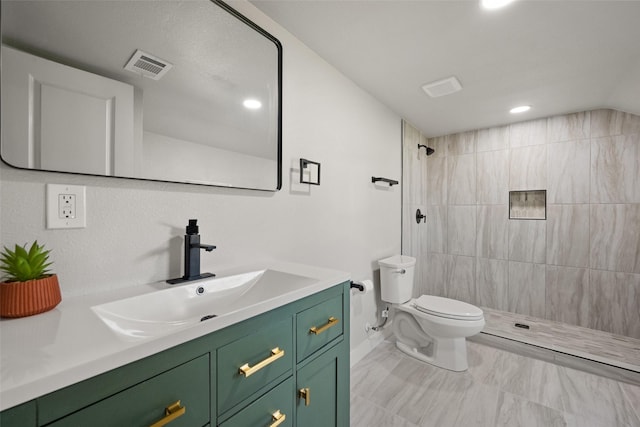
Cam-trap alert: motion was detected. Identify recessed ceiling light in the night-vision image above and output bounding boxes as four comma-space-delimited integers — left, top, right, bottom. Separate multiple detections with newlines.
510, 105, 531, 114
481, 0, 515, 10
243, 99, 262, 110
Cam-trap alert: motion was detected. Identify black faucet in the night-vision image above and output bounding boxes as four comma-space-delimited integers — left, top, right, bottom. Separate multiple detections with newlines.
167, 219, 216, 284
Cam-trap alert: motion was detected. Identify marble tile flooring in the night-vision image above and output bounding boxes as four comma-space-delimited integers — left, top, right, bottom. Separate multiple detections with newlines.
479, 308, 640, 374
351, 340, 640, 427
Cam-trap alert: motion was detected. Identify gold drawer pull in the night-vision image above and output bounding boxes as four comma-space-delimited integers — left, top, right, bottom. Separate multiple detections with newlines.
269, 410, 286, 427
238, 347, 285, 377
299, 387, 310, 406
309, 316, 339, 335
149, 400, 186, 427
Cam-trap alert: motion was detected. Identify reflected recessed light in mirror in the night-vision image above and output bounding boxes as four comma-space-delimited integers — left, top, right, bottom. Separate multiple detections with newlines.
510, 105, 531, 114
481, 0, 515, 10
243, 99, 262, 110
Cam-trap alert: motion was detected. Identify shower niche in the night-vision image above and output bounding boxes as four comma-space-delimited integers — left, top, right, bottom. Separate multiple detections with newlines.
509, 190, 546, 220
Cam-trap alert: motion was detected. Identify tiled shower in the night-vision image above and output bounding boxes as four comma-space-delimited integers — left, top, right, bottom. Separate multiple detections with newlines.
402, 109, 640, 340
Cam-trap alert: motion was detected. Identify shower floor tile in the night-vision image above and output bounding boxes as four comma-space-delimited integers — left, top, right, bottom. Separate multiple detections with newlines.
477, 307, 640, 374
351, 340, 640, 427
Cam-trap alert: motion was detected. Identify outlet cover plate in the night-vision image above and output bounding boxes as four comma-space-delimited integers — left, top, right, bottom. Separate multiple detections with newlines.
47, 184, 86, 229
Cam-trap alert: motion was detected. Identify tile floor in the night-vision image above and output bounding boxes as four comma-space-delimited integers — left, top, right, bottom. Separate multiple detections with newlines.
350, 340, 640, 427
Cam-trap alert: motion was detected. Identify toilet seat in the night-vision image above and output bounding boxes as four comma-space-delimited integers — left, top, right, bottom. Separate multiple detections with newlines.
412, 295, 483, 321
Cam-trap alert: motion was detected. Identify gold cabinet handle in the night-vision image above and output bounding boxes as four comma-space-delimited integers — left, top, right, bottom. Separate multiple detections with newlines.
149, 400, 186, 427
299, 387, 310, 406
269, 410, 286, 427
309, 316, 339, 335
238, 347, 285, 378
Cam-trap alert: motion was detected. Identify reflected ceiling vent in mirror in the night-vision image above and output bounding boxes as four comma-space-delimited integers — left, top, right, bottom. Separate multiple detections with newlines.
421, 76, 462, 98
124, 49, 173, 80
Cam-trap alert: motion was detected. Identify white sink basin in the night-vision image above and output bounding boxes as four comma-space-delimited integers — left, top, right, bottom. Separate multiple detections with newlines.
92, 269, 316, 341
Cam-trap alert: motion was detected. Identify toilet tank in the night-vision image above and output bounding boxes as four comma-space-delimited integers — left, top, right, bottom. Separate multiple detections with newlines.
378, 255, 416, 304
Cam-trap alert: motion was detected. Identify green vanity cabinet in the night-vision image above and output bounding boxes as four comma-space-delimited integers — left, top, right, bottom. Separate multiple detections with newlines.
0, 400, 36, 427
0, 280, 350, 426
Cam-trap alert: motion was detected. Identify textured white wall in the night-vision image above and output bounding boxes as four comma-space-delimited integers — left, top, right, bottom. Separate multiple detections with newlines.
0, 1, 400, 355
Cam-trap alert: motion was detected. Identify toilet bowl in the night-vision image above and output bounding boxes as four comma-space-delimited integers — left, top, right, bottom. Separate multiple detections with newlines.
378, 255, 485, 372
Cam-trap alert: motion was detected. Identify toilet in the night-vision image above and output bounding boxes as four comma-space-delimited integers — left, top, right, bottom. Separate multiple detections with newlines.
378, 255, 484, 372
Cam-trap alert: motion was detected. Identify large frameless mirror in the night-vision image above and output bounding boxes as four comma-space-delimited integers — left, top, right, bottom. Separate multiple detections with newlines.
1, 0, 282, 191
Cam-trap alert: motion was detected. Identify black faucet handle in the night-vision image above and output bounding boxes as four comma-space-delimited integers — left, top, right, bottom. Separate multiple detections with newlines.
186, 219, 199, 235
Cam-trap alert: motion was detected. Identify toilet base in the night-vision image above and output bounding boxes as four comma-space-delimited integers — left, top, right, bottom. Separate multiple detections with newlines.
396, 337, 469, 372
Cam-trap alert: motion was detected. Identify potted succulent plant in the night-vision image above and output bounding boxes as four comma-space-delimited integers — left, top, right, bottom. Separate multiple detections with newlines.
0, 241, 62, 318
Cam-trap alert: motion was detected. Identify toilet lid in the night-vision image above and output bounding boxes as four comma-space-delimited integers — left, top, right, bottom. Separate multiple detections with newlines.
413, 295, 484, 321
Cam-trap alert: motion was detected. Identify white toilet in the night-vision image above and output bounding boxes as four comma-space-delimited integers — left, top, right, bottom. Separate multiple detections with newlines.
378, 255, 485, 372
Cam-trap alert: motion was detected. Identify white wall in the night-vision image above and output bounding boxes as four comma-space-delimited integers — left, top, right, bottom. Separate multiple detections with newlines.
0, 1, 400, 358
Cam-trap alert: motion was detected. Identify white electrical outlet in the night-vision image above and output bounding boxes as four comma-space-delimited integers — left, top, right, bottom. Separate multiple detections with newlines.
47, 184, 86, 229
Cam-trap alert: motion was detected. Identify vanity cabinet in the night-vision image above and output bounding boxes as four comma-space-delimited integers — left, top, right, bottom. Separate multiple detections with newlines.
0, 281, 350, 427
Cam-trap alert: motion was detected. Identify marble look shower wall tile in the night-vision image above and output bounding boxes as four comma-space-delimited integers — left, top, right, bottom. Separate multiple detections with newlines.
477, 150, 509, 205
509, 145, 547, 191
477, 205, 508, 260
591, 109, 624, 137
547, 139, 590, 204
402, 122, 426, 205
447, 130, 476, 155
621, 111, 640, 135
546, 204, 590, 268
508, 261, 545, 317
427, 205, 447, 254
446, 255, 476, 304
547, 111, 590, 143
447, 154, 476, 205
426, 252, 450, 297
427, 135, 447, 158
590, 204, 640, 274
448, 205, 476, 257
477, 125, 509, 152
589, 270, 640, 339
591, 134, 640, 203
545, 266, 589, 328
509, 118, 547, 148
508, 219, 546, 264
476, 258, 508, 310
403, 203, 428, 290
426, 156, 447, 205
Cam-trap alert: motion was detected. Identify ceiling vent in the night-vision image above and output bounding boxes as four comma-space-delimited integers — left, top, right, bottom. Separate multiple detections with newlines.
421, 76, 462, 98
124, 49, 173, 80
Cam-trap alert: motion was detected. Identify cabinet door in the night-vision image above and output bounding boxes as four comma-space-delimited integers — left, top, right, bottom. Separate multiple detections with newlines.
296, 345, 349, 427
47, 355, 209, 427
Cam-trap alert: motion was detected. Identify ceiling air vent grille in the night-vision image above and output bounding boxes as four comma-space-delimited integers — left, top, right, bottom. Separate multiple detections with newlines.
124, 49, 173, 80
421, 76, 462, 98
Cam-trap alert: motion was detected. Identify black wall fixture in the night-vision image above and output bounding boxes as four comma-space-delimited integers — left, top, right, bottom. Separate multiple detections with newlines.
371, 177, 399, 186
300, 158, 321, 185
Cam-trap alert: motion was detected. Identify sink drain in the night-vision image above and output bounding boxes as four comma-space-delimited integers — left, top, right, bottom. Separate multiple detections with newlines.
201, 314, 217, 322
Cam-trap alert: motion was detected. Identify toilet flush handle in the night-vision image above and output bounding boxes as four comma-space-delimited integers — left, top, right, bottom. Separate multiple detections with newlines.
393, 269, 406, 274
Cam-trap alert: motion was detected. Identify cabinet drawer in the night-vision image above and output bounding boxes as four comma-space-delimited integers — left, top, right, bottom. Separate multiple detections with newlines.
296, 294, 343, 362
47, 354, 209, 427
219, 377, 293, 427
217, 317, 293, 415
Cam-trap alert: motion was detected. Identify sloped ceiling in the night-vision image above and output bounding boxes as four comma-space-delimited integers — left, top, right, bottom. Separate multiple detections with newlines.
251, 0, 640, 137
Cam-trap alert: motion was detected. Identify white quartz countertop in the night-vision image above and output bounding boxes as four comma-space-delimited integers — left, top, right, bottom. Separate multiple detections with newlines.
0, 262, 350, 412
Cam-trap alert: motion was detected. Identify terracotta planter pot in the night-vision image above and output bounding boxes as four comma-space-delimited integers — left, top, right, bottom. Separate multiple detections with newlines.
0, 274, 62, 318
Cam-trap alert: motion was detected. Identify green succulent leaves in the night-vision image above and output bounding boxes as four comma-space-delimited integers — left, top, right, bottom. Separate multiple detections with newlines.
0, 241, 53, 283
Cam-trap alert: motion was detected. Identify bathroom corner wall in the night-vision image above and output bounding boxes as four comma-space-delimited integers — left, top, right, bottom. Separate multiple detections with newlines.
0, 0, 401, 357
402, 109, 640, 339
